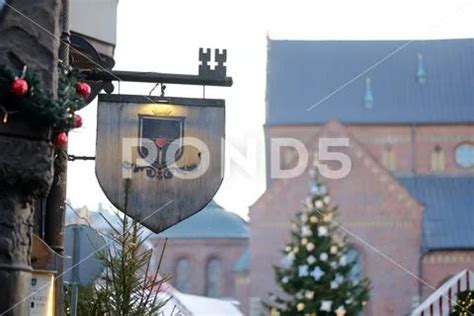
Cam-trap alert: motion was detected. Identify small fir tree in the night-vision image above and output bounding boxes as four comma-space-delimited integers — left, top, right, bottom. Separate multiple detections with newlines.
65, 213, 169, 316
272, 170, 370, 315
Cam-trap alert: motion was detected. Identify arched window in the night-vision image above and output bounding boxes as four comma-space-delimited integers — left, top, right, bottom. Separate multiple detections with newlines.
431, 145, 445, 172
176, 257, 190, 293
382, 144, 396, 171
206, 258, 221, 297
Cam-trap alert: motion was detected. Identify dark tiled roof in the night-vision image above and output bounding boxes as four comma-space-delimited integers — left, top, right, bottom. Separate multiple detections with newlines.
266, 39, 474, 125
398, 175, 474, 252
157, 200, 249, 239
232, 247, 250, 272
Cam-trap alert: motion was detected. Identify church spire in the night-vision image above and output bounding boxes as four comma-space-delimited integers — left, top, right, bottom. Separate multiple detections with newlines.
417, 53, 426, 84
364, 77, 374, 109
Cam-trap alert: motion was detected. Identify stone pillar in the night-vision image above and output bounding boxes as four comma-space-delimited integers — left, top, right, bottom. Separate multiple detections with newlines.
0, 0, 62, 314
0, 130, 54, 314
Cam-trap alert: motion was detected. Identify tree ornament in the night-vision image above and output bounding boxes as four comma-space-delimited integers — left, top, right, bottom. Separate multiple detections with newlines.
281, 276, 289, 284
320, 253, 328, 261
324, 213, 334, 222
74, 114, 83, 128
301, 225, 312, 237
54, 132, 68, 148
10, 78, 28, 97
335, 274, 344, 284
291, 222, 299, 232
310, 215, 318, 223
76, 82, 91, 99
307, 255, 316, 265
304, 291, 314, 300
320, 300, 333, 312
335, 306, 346, 316
298, 265, 310, 277
315, 200, 324, 208
330, 280, 339, 289
330, 245, 338, 254
280, 253, 295, 268
301, 238, 308, 246
296, 303, 305, 312
310, 266, 324, 281
306, 242, 315, 252
293, 246, 300, 253
339, 255, 347, 266
318, 226, 328, 236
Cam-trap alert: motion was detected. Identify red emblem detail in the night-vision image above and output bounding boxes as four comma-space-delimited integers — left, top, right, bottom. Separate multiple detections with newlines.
155, 137, 167, 148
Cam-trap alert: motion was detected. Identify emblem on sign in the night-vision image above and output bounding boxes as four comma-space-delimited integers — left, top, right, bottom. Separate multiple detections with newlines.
95, 94, 225, 233
138, 115, 185, 168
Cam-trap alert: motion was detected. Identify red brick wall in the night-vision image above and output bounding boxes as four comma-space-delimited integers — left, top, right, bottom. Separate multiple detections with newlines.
234, 272, 251, 315
265, 124, 474, 175
251, 122, 426, 315
153, 238, 248, 298
422, 251, 474, 298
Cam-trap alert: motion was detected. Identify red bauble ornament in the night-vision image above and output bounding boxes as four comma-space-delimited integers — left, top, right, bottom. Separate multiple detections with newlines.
54, 132, 68, 148
10, 78, 28, 97
76, 82, 91, 99
74, 114, 83, 128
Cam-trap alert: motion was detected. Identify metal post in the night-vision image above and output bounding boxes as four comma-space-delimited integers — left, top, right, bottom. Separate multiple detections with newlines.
44, 0, 70, 314
70, 225, 80, 316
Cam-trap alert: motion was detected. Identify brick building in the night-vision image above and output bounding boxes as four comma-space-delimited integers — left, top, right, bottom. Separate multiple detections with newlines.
153, 201, 249, 302
245, 38, 474, 315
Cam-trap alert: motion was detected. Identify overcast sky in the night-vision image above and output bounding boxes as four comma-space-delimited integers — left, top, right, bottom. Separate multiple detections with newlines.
67, 0, 474, 219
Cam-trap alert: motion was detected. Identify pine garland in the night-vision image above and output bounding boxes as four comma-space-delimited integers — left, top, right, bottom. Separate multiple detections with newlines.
0, 64, 86, 131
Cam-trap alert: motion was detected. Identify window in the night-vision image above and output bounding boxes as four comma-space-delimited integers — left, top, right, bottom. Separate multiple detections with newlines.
431, 145, 445, 172
176, 258, 190, 293
206, 258, 221, 297
382, 144, 396, 171
455, 143, 474, 169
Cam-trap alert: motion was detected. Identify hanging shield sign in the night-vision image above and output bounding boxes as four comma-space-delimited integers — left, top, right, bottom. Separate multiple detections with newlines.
96, 94, 225, 233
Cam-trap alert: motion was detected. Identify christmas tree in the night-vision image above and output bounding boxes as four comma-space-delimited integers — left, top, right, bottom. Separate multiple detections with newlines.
451, 290, 474, 315
271, 170, 370, 315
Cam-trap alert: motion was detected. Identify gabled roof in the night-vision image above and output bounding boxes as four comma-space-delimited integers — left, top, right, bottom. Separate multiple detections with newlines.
157, 200, 249, 239
266, 38, 474, 125
398, 175, 474, 252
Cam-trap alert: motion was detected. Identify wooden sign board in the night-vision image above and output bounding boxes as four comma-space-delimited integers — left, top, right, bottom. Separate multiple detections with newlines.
96, 94, 225, 233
